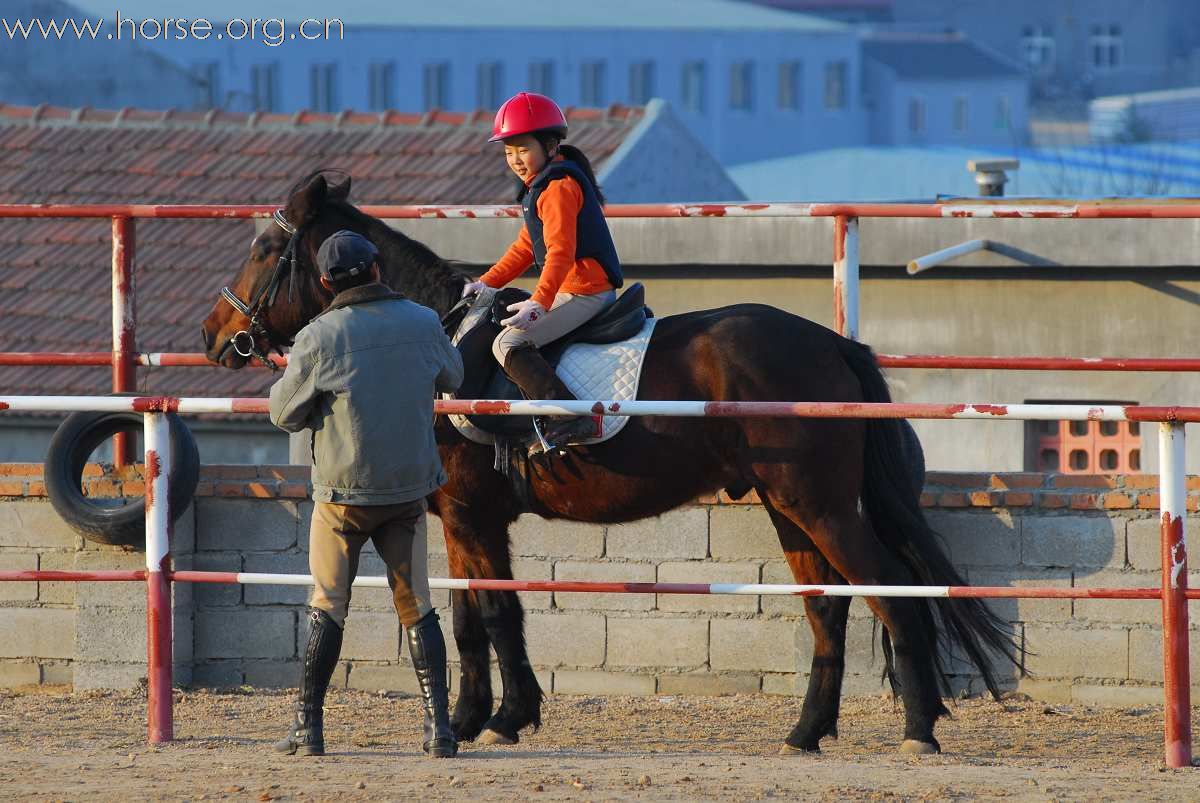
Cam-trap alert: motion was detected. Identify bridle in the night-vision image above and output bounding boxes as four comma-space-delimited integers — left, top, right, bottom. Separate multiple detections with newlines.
217, 208, 304, 370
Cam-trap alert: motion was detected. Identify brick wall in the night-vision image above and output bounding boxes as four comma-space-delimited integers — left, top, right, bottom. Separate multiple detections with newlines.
0, 464, 1197, 706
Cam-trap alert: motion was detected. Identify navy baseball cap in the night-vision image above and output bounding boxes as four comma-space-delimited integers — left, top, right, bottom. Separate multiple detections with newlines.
316, 230, 379, 280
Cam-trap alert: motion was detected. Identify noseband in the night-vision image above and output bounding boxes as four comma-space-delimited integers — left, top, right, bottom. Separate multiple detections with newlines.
217, 208, 303, 370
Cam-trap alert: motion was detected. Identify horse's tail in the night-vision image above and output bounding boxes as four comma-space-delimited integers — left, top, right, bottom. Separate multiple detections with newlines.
836, 336, 1022, 700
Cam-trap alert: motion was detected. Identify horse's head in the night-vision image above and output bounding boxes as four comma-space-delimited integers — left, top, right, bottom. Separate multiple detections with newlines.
201, 171, 356, 368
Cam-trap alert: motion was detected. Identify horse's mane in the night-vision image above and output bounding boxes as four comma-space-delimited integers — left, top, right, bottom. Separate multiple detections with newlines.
317, 193, 469, 317
283, 168, 469, 317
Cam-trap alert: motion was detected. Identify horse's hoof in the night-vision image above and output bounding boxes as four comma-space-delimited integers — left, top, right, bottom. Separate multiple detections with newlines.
451, 721, 483, 743
779, 743, 820, 756
477, 728, 518, 746
899, 739, 939, 755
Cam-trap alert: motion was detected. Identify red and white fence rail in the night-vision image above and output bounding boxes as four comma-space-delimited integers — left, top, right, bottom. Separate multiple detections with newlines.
0, 395, 1191, 767
4, 199, 1200, 464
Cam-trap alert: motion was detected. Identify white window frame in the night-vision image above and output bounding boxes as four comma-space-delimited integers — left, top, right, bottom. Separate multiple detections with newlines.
310, 63, 338, 113
778, 61, 802, 111
529, 61, 554, 97
629, 60, 655, 105
423, 62, 450, 111
953, 95, 968, 132
824, 60, 847, 110
581, 61, 606, 106
1090, 24, 1123, 70
1020, 25, 1056, 71
196, 61, 221, 108
250, 62, 279, 112
908, 96, 926, 136
730, 60, 754, 111
476, 61, 504, 110
994, 94, 1012, 130
682, 61, 706, 113
368, 62, 395, 112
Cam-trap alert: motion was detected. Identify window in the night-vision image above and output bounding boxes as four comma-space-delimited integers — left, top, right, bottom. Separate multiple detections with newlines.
581, 61, 606, 106
730, 61, 754, 111
476, 61, 503, 110
368, 62, 395, 111
1028, 418, 1142, 474
629, 60, 655, 105
1020, 25, 1056, 71
423, 62, 450, 110
908, 97, 925, 134
529, 61, 554, 97
310, 64, 337, 112
681, 61, 706, 113
953, 96, 968, 132
1090, 24, 1122, 70
196, 62, 220, 108
778, 61, 801, 110
824, 60, 847, 109
994, 94, 1011, 130
250, 62, 279, 112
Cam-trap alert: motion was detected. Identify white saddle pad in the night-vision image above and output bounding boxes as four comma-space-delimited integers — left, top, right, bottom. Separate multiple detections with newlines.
448, 315, 657, 447
557, 316, 657, 442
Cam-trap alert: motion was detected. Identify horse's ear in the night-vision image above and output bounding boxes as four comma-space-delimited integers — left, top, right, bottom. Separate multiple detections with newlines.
328, 175, 352, 201
286, 173, 328, 226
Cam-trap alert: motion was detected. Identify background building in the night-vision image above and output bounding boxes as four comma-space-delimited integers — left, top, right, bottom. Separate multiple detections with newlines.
56, 0, 867, 165
1, 0, 205, 109
862, 33, 1028, 147
890, 0, 1200, 105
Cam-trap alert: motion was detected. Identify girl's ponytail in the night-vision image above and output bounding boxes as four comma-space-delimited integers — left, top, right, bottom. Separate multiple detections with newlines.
556, 144, 607, 206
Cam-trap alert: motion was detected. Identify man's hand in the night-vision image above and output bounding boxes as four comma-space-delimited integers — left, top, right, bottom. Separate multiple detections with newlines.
461, 280, 487, 298
500, 299, 547, 330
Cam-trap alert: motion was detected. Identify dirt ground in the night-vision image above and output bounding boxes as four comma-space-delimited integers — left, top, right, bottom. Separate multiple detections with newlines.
0, 686, 1197, 802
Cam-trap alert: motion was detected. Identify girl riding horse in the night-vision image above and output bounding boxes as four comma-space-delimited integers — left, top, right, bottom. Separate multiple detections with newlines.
462, 91, 623, 453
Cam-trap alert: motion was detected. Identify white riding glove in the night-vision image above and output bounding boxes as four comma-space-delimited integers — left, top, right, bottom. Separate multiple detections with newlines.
461, 279, 488, 298
500, 299, 547, 330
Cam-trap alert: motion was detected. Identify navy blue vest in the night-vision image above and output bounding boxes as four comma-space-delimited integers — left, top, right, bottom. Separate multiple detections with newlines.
522, 160, 623, 290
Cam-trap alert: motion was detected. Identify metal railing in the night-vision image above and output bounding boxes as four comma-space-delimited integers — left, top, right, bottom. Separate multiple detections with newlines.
0, 394, 1191, 766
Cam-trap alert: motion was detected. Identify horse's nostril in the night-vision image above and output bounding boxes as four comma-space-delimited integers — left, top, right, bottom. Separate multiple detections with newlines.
201, 326, 213, 351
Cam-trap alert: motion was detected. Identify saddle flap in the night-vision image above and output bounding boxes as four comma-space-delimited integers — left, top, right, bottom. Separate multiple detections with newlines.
558, 283, 646, 347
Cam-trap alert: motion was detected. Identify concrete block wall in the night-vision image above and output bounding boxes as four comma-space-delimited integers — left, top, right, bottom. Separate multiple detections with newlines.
1, 464, 1198, 707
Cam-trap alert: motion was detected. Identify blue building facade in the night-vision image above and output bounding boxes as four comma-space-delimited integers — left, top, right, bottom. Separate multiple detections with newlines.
57, 0, 868, 165
863, 36, 1029, 147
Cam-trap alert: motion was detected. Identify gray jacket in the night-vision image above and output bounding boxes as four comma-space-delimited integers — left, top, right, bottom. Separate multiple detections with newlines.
268, 283, 463, 505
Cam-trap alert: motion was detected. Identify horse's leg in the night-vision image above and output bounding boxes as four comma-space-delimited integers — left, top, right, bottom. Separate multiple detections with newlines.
442, 511, 543, 745
760, 497, 851, 754
445, 585, 491, 743
777, 501, 946, 752
474, 583, 543, 745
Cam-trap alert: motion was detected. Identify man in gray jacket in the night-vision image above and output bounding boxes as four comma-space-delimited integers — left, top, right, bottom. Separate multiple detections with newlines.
268, 229, 463, 758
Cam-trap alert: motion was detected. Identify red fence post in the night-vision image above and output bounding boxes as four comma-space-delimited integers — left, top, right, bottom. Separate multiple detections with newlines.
833, 215, 859, 339
1158, 422, 1192, 767
112, 216, 136, 466
143, 411, 173, 744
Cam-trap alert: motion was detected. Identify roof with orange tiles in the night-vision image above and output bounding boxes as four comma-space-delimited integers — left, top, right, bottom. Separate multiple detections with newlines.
0, 101, 645, 401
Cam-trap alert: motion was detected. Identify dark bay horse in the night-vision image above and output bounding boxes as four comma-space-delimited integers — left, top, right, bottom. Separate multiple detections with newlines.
201, 172, 1018, 755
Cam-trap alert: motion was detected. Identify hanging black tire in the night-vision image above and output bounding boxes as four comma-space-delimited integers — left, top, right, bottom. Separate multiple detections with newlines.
44, 410, 200, 549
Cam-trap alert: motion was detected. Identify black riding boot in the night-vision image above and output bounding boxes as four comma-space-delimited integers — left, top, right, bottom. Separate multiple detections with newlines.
502, 345, 600, 452
275, 608, 343, 756
406, 611, 458, 758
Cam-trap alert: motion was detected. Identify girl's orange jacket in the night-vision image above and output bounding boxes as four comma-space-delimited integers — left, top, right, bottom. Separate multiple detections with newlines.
479, 164, 613, 309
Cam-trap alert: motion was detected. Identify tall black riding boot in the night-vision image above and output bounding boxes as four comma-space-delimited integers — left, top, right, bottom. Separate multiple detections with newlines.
275, 608, 343, 756
502, 345, 600, 452
406, 610, 458, 758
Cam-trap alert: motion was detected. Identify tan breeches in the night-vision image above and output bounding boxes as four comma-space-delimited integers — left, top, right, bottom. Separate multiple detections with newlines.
491, 290, 616, 364
307, 499, 432, 628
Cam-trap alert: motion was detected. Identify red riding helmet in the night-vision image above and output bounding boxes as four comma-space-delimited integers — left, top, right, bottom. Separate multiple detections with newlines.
488, 91, 568, 143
